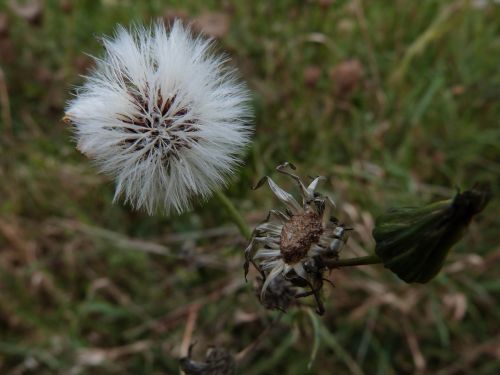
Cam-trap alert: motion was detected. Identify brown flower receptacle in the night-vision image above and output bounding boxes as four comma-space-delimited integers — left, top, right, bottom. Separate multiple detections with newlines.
280, 211, 323, 264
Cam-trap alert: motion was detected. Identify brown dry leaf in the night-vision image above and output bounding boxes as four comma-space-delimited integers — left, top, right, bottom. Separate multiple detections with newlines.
433, 150, 446, 166
34, 66, 53, 84
445, 254, 484, 274
9, 0, 43, 25
348, 288, 421, 321
59, 0, 73, 14
47, 86, 65, 111
341, 202, 361, 222
163, 8, 190, 26
337, 18, 356, 34
303, 65, 322, 87
88, 278, 132, 306
0, 38, 15, 63
0, 13, 8, 37
451, 84, 465, 96
329, 59, 364, 97
74, 55, 94, 74
317, 0, 334, 9
0, 217, 37, 264
443, 293, 467, 321
194, 12, 230, 39
101, 0, 119, 6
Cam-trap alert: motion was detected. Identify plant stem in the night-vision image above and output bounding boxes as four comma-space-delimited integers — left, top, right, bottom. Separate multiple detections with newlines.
324, 254, 382, 269
213, 189, 252, 240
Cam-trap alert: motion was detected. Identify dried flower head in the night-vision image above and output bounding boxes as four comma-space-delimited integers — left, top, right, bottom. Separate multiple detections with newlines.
65, 21, 252, 215
245, 163, 350, 314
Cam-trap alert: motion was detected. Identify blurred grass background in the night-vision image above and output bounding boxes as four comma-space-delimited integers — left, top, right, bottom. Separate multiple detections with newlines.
0, 0, 499, 373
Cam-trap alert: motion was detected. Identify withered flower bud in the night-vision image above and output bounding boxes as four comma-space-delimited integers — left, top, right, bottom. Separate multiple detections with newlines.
254, 275, 296, 312
373, 185, 491, 283
180, 346, 236, 375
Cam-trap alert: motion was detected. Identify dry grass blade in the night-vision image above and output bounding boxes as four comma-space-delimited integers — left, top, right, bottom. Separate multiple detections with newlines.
125, 279, 244, 338
179, 306, 199, 359
53, 218, 226, 268
352, 0, 385, 108
235, 315, 283, 366
402, 318, 427, 374
74, 340, 152, 368
436, 334, 500, 375
320, 326, 365, 375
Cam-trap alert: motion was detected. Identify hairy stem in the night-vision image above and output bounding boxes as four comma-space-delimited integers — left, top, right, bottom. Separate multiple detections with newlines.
324, 254, 382, 269
213, 189, 252, 240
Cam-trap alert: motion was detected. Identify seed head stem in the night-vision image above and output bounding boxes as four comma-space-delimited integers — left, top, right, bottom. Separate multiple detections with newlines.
213, 189, 252, 240
324, 254, 382, 269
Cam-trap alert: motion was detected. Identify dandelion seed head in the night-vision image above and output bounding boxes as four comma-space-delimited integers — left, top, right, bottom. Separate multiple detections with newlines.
66, 21, 252, 215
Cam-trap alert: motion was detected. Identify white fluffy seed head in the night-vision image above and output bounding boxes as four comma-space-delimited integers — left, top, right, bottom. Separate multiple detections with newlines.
65, 21, 253, 215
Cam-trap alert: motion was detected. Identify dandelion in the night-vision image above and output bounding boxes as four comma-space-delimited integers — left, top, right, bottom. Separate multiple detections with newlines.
65, 21, 252, 215
245, 163, 350, 314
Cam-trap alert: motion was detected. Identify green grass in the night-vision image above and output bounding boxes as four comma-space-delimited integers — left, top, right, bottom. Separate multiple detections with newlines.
0, 0, 499, 373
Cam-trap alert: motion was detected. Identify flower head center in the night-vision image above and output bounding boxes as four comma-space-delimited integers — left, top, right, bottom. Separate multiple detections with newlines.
117, 91, 199, 161
280, 211, 323, 264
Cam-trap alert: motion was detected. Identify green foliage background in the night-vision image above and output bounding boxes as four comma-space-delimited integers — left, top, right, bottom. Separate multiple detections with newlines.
0, 0, 498, 373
